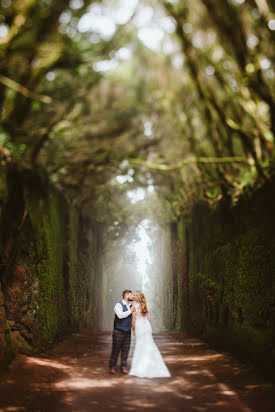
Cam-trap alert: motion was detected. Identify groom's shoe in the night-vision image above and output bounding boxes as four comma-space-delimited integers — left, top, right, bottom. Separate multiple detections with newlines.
120, 367, 128, 374
109, 368, 116, 375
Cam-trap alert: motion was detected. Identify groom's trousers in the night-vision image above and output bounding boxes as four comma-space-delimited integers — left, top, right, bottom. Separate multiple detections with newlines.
109, 328, 131, 368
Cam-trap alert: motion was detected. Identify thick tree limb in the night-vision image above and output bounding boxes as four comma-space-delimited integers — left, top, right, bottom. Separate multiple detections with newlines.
130, 156, 251, 171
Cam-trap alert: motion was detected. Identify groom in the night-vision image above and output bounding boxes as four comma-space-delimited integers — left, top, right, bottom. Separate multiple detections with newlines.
109, 289, 136, 374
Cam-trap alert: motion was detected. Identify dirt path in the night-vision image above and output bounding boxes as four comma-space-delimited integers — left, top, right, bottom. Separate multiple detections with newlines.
0, 331, 274, 412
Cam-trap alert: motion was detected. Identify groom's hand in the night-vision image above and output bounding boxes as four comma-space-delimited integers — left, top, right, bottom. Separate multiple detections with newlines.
131, 306, 136, 312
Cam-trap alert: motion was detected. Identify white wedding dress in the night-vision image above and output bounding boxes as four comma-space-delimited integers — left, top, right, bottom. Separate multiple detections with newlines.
129, 305, 171, 378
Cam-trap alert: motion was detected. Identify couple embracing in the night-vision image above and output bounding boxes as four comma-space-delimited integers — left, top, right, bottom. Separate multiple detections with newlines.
109, 290, 171, 378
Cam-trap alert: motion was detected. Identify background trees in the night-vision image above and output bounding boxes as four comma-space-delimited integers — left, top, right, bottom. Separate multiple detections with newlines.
0, 0, 274, 217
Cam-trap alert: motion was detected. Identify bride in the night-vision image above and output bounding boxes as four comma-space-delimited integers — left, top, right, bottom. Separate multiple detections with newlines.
129, 291, 171, 378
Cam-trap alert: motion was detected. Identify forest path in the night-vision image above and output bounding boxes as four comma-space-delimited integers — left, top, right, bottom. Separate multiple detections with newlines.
0, 331, 274, 412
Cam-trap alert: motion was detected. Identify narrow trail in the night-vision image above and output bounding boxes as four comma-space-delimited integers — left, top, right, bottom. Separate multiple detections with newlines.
0, 331, 274, 412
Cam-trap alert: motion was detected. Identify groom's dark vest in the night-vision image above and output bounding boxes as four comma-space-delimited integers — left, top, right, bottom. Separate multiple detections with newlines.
114, 301, 132, 332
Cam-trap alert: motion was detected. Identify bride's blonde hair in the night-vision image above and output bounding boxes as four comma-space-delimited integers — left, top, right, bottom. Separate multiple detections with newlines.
135, 291, 148, 314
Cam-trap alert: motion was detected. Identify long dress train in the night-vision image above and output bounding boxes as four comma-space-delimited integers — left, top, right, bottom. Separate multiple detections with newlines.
129, 305, 170, 378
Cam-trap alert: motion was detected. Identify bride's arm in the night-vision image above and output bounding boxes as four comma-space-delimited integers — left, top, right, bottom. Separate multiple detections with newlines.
147, 309, 151, 322
131, 312, 136, 335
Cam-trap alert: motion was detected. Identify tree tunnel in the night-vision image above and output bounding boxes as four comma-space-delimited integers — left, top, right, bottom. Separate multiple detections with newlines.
98, 173, 174, 331
0, 0, 275, 389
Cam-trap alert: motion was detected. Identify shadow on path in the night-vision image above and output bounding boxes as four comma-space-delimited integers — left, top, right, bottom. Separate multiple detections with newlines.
0, 331, 274, 412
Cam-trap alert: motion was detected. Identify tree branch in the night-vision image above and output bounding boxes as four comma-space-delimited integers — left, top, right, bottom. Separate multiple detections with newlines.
0, 74, 52, 104
130, 156, 252, 171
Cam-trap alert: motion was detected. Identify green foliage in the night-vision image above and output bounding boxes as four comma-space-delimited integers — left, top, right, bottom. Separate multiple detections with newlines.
68, 207, 79, 330
0, 0, 274, 373
178, 179, 275, 376
0, 0, 273, 209
28, 186, 68, 346
4, 321, 14, 363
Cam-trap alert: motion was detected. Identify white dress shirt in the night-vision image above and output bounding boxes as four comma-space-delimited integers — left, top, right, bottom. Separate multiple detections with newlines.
114, 299, 132, 319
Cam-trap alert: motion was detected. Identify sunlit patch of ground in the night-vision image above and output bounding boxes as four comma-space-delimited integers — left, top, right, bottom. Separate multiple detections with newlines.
0, 331, 274, 412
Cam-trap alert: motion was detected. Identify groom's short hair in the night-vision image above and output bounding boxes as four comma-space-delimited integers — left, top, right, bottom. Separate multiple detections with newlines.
122, 290, 132, 298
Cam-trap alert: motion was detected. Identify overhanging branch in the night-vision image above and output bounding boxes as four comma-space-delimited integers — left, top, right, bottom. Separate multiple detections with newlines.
130, 156, 252, 171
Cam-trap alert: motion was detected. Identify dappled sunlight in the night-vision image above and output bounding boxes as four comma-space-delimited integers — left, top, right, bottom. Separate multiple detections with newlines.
55, 377, 117, 390
244, 383, 273, 390
165, 353, 223, 363
164, 339, 200, 345
126, 399, 162, 408
0, 0, 274, 411
25, 357, 71, 370
148, 379, 191, 393
217, 383, 236, 397
0, 332, 273, 411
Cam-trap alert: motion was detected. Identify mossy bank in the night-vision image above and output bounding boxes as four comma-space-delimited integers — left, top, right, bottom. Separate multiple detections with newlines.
174, 178, 275, 378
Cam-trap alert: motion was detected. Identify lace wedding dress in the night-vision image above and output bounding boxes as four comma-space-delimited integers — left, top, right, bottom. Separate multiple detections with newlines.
129, 305, 171, 378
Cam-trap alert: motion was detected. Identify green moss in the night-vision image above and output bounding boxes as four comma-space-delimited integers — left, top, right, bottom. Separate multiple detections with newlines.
177, 217, 186, 245
177, 179, 275, 377
0, 167, 89, 361
0, 168, 8, 221
68, 207, 79, 331
175, 270, 183, 331
28, 185, 69, 347
4, 322, 14, 363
